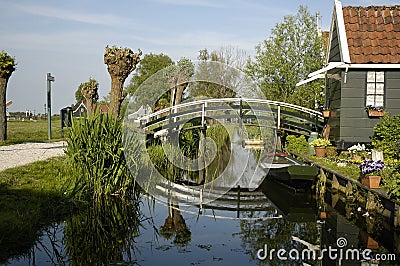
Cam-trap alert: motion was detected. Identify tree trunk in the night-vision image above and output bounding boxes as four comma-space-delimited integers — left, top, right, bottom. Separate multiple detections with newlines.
0, 77, 8, 142
109, 75, 124, 117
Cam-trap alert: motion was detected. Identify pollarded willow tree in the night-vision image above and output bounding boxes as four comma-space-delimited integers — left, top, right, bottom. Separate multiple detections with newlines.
104, 46, 141, 117
80, 78, 99, 115
246, 6, 325, 109
0, 51, 16, 142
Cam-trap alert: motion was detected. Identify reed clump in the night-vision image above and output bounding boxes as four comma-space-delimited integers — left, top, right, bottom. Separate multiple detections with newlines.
65, 111, 140, 202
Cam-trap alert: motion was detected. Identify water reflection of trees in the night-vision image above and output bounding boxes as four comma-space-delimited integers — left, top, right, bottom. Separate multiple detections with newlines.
160, 202, 191, 246
236, 215, 320, 265
64, 196, 143, 265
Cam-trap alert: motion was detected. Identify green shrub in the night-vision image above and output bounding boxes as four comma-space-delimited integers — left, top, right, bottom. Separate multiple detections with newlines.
381, 164, 400, 200
65, 112, 140, 202
326, 146, 337, 157
286, 135, 308, 155
372, 114, 400, 161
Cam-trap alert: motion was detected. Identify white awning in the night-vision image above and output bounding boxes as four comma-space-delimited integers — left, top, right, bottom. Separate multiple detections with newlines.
296, 74, 325, 87
307, 62, 346, 77
296, 62, 346, 87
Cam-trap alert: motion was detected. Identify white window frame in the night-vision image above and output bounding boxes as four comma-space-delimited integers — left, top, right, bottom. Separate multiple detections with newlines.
366, 71, 385, 108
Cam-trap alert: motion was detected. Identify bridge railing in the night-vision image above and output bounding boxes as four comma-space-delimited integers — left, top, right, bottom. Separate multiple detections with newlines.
132, 98, 323, 135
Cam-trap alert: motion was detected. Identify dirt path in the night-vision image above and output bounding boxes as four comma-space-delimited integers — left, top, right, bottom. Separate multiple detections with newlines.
0, 142, 66, 172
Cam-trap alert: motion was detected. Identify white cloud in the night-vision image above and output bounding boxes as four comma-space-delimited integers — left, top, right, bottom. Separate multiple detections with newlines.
11, 3, 136, 26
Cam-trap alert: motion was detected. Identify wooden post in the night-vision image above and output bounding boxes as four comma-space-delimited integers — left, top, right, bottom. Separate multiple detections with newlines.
331, 175, 339, 192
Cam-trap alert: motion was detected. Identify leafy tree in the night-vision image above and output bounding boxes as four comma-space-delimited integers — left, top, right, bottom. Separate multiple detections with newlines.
190, 46, 249, 99
126, 53, 173, 111
129, 56, 194, 111
246, 6, 325, 109
104, 46, 141, 116
75, 87, 84, 103
127, 53, 173, 96
0, 51, 16, 142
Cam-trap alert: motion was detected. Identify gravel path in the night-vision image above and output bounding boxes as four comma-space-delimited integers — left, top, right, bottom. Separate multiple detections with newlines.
0, 141, 66, 172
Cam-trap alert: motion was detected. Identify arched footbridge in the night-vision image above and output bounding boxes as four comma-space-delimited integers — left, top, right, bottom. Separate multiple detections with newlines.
131, 98, 324, 137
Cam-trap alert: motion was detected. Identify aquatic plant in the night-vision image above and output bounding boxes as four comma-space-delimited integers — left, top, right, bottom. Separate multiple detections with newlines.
65, 111, 140, 201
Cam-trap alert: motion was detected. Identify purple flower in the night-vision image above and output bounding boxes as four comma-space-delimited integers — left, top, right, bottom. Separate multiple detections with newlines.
365, 105, 384, 111
360, 160, 385, 175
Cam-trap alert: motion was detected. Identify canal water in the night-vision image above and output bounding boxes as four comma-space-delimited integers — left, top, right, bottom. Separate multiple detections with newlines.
2, 177, 399, 265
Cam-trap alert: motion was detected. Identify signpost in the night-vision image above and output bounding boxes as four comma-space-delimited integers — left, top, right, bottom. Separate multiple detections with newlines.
47, 73, 55, 140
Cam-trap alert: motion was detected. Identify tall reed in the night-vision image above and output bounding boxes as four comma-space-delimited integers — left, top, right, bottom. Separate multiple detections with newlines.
65, 112, 140, 202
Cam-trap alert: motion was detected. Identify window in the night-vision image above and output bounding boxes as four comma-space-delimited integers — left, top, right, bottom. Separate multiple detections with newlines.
366, 71, 385, 107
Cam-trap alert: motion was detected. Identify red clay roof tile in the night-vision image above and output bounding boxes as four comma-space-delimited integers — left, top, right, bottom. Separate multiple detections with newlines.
342, 5, 400, 63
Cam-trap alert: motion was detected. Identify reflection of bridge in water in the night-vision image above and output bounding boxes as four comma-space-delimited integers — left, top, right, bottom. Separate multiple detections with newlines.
133, 98, 324, 137
127, 97, 326, 201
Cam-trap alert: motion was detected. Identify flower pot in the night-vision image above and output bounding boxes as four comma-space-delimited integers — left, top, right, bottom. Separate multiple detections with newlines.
323, 110, 330, 118
314, 146, 326, 158
360, 230, 379, 250
368, 109, 386, 117
361, 175, 381, 189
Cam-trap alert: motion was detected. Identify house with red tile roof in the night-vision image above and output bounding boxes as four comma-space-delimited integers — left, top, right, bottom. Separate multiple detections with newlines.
302, 0, 400, 149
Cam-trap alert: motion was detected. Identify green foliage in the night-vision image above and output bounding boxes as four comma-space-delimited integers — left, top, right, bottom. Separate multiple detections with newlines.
127, 53, 173, 96
75, 87, 84, 102
381, 164, 400, 200
246, 6, 325, 108
309, 138, 331, 147
326, 146, 337, 157
65, 112, 140, 201
0, 50, 16, 74
146, 143, 182, 181
372, 114, 400, 161
286, 135, 308, 155
76, 78, 99, 103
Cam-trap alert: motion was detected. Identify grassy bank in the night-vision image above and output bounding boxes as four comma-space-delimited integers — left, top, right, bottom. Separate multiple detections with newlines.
0, 157, 74, 263
2, 118, 64, 146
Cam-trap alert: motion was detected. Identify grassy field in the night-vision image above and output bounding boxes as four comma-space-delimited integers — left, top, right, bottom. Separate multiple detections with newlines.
2, 118, 64, 145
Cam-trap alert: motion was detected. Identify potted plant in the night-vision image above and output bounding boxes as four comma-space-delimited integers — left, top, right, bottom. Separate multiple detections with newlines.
359, 159, 385, 189
309, 138, 331, 157
347, 143, 368, 162
319, 105, 331, 118
365, 105, 386, 117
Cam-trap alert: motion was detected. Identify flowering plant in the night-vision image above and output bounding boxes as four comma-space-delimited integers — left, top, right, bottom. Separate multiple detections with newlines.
309, 138, 331, 147
365, 105, 385, 112
348, 143, 366, 154
359, 160, 385, 176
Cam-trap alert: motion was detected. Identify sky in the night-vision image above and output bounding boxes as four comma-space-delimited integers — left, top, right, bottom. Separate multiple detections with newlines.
1, 0, 399, 113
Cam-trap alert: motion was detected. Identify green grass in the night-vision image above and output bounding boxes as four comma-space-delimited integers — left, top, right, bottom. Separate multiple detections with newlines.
1, 118, 64, 146
0, 157, 74, 263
